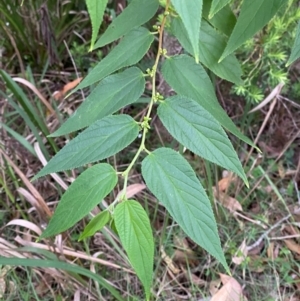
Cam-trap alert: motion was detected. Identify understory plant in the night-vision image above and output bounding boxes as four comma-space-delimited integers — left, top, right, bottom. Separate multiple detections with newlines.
29, 0, 300, 299
0, 0, 89, 69
232, 0, 300, 103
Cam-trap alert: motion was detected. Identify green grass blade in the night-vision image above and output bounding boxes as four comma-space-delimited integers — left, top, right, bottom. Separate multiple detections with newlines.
0, 122, 36, 156
0, 257, 125, 301
0, 92, 50, 159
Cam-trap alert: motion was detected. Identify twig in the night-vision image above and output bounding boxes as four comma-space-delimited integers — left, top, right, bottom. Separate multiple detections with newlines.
248, 83, 284, 114
246, 208, 300, 252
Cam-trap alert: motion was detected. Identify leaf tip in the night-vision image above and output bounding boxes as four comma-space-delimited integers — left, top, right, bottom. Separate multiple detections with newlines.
245, 180, 249, 189
31, 175, 39, 182
222, 259, 230, 274
242, 173, 249, 188
39, 232, 47, 240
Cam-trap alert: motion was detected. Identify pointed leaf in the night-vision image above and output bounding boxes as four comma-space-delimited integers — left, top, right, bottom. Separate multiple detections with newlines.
115, 200, 154, 300
34, 115, 139, 179
94, 0, 159, 49
162, 55, 255, 148
74, 27, 154, 92
221, 0, 286, 61
142, 148, 228, 271
287, 22, 300, 66
198, 21, 243, 85
79, 210, 111, 241
170, 19, 242, 84
51, 67, 145, 137
171, 0, 202, 61
41, 164, 117, 238
158, 96, 247, 184
203, 0, 236, 36
209, 0, 231, 18
86, 0, 108, 50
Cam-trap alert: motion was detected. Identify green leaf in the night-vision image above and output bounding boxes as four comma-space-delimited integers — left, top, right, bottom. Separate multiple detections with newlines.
158, 96, 247, 185
203, 0, 236, 36
171, 0, 202, 62
142, 148, 228, 271
0, 122, 36, 156
287, 22, 300, 66
220, 0, 286, 61
170, 19, 242, 84
33, 115, 139, 179
79, 210, 111, 241
51, 67, 145, 137
94, 0, 159, 49
198, 21, 242, 85
86, 0, 108, 50
74, 27, 154, 92
41, 164, 117, 238
199, 21, 243, 85
115, 200, 154, 300
0, 257, 125, 301
209, 0, 231, 18
162, 55, 255, 148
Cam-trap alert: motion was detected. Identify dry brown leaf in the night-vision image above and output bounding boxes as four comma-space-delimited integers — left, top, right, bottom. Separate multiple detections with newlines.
218, 177, 231, 192
209, 279, 221, 296
173, 249, 198, 266
267, 242, 275, 259
173, 235, 189, 249
284, 239, 300, 255
6, 219, 42, 236
186, 272, 207, 287
214, 188, 243, 212
211, 274, 244, 301
173, 236, 198, 265
278, 161, 286, 179
232, 240, 248, 265
217, 172, 234, 192
52, 77, 82, 101
160, 246, 180, 274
